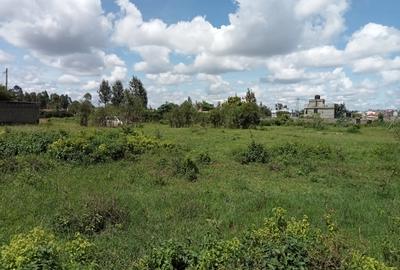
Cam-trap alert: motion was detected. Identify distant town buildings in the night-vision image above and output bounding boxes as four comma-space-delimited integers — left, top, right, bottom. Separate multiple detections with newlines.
304, 95, 335, 119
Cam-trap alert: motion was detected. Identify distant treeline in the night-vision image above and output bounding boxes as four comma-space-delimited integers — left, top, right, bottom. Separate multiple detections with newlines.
0, 75, 274, 128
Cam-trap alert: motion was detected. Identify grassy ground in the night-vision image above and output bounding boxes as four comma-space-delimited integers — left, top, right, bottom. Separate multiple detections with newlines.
0, 118, 399, 268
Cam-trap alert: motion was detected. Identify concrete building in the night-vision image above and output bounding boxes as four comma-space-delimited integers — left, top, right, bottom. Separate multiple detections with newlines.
0, 101, 40, 124
304, 95, 335, 119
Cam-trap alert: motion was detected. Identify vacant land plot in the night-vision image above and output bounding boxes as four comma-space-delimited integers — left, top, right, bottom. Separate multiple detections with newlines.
0, 118, 399, 269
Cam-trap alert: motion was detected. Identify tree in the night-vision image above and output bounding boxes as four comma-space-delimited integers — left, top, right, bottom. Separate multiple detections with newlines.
157, 102, 178, 119
10, 85, 23, 101
68, 101, 81, 115
60, 94, 72, 110
37, 91, 50, 109
122, 89, 145, 123
129, 76, 148, 108
98, 80, 111, 105
0, 84, 11, 101
29, 92, 38, 103
335, 103, 347, 118
210, 108, 224, 127
49, 93, 61, 110
245, 88, 256, 103
259, 104, 272, 117
83, 93, 92, 102
196, 100, 214, 112
168, 98, 197, 128
111, 80, 124, 106
238, 102, 260, 128
227, 95, 242, 106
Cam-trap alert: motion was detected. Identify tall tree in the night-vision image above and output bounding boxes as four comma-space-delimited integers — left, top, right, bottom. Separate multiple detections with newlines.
245, 88, 256, 103
29, 92, 37, 103
80, 93, 93, 126
123, 89, 144, 123
0, 84, 11, 101
111, 80, 124, 106
83, 92, 92, 102
37, 91, 50, 109
98, 80, 111, 105
10, 85, 23, 101
334, 103, 347, 118
60, 94, 72, 110
129, 76, 148, 108
49, 93, 61, 110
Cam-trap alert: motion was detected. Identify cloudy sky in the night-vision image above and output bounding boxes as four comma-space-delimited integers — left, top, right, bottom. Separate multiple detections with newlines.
0, 0, 399, 110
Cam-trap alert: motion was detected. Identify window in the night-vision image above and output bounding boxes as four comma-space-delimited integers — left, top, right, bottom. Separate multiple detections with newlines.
314, 109, 318, 114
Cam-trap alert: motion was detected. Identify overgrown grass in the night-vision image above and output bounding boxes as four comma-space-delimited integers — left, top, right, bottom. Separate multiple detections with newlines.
0, 118, 399, 269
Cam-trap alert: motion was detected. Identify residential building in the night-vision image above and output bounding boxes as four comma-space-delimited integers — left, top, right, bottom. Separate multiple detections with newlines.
304, 95, 335, 119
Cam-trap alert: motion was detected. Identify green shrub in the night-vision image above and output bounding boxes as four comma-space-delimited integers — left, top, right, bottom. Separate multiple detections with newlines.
197, 152, 212, 164
135, 240, 195, 270
235, 141, 270, 164
347, 124, 361, 134
0, 131, 63, 158
0, 228, 97, 270
0, 227, 62, 270
134, 208, 391, 270
54, 195, 129, 235
346, 251, 394, 270
48, 131, 173, 163
174, 157, 200, 181
272, 142, 343, 164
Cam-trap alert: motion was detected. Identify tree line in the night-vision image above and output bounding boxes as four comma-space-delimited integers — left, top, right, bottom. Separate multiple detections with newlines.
1, 75, 274, 129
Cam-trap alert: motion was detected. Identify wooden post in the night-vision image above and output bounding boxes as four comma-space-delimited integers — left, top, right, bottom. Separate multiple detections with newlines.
5, 68, 8, 90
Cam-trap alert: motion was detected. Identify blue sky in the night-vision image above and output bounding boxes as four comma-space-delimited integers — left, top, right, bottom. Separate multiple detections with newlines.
0, 0, 399, 110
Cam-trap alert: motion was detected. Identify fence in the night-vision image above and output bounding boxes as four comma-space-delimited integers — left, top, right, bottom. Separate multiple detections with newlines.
0, 101, 40, 124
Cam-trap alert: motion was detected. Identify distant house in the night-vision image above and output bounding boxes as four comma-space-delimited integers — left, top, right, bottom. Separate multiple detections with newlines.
0, 101, 40, 124
304, 95, 335, 119
364, 111, 379, 121
272, 103, 291, 118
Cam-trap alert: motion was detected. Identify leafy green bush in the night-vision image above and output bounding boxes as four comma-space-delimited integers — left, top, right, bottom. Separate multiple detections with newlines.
134, 208, 391, 270
174, 157, 200, 181
135, 240, 195, 270
0, 228, 97, 270
272, 142, 343, 164
235, 141, 270, 164
346, 251, 394, 270
0, 130, 64, 158
48, 130, 173, 163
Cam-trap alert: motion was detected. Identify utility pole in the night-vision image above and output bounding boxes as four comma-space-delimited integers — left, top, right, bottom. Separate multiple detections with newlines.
3, 68, 8, 90
5, 68, 8, 90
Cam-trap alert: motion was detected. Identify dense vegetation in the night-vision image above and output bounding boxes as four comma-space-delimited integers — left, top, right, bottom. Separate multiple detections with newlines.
0, 118, 399, 269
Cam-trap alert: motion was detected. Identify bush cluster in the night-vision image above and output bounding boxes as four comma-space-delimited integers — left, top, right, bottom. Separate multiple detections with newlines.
40, 110, 73, 119
48, 130, 173, 163
0, 155, 53, 175
134, 208, 392, 270
236, 141, 342, 166
235, 141, 270, 164
0, 130, 64, 158
0, 228, 97, 270
53, 195, 129, 235
174, 157, 200, 181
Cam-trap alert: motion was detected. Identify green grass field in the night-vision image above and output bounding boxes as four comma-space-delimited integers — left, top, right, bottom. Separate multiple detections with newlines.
0, 118, 399, 269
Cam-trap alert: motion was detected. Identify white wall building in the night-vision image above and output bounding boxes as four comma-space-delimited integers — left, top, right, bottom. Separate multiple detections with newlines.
304, 95, 335, 119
